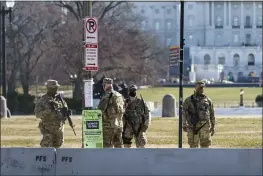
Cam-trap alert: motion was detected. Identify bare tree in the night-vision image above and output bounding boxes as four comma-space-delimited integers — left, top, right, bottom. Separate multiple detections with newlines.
54, 1, 127, 21
6, 2, 62, 95
50, 1, 165, 96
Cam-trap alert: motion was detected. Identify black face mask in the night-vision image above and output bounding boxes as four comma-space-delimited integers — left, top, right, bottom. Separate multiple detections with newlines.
47, 88, 58, 97
129, 91, 136, 97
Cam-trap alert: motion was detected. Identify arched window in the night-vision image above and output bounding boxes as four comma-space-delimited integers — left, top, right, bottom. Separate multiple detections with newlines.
203, 54, 211, 65
247, 53, 255, 66
218, 54, 225, 65
245, 16, 251, 26
233, 54, 240, 67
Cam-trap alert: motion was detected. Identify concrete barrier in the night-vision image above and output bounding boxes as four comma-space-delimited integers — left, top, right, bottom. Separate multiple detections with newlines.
1, 148, 262, 175
162, 94, 176, 117
1, 148, 56, 175
56, 148, 262, 175
0, 96, 7, 118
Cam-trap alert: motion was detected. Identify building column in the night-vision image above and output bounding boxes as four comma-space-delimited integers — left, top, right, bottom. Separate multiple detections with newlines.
177, 4, 180, 27
241, 2, 244, 28
228, 2, 232, 27
253, 2, 256, 28
211, 2, 214, 27
177, 4, 180, 44
224, 2, 227, 27
205, 2, 210, 26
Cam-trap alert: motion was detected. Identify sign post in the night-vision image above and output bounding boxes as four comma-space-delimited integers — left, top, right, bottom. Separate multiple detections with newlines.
82, 110, 103, 148
169, 46, 180, 67
84, 17, 98, 71
169, 46, 180, 82
178, 1, 185, 148
82, 1, 101, 148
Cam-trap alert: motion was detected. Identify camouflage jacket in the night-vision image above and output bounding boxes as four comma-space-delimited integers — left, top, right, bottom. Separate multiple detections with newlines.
124, 96, 151, 128
182, 93, 215, 127
34, 94, 67, 126
97, 89, 124, 128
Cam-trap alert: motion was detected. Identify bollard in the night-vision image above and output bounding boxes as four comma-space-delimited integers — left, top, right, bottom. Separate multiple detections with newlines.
162, 94, 177, 118
0, 96, 7, 118
240, 89, 244, 107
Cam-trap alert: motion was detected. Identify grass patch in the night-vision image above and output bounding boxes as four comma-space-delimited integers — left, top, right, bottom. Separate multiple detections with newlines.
137, 87, 261, 103
1, 117, 262, 148
3, 86, 261, 104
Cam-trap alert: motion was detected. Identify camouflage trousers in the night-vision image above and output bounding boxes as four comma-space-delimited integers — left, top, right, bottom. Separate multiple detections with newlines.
38, 121, 64, 148
103, 126, 123, 148
187, 121, 211, 148
122, 123, 147, 148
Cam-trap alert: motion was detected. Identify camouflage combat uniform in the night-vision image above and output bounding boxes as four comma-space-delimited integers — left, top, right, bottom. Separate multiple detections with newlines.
182, 81, 216, 148
123, 85, 151, 148
97, 78, 125, 148
34, 80, 68, 148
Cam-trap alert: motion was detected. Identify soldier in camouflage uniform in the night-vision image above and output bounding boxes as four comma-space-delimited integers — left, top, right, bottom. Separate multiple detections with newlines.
182, 81, 216, 148
34, 80, 70, 148
122, 85, 151, 148
97, 78, 124, 148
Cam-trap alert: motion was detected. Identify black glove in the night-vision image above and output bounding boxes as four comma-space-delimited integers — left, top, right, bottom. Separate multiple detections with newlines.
61, 107, 71, 117
67, 109, 72, 116
56, 110, 66, 121
182, 124, 189, 132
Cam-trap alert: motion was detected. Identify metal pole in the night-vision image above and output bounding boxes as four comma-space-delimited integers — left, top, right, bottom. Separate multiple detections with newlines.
82, 0, 92, 148
2, 5, 7, 99
178, 1, 184, 148
36, 76, 39, 97
0, 2, 2, 95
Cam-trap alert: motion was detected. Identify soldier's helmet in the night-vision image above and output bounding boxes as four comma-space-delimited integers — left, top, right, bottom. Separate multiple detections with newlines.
45, 79, 60, 89
103, 78, 113, 85
129, 84, 138, 91
195, 80, 206, 87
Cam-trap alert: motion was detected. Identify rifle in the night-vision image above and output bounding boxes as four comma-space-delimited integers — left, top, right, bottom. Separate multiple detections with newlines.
56, 93, 76, 136
104, 92, 113, 117
190, 95, 208, 135
123, 114, 137, 138
136, 94, 146, 137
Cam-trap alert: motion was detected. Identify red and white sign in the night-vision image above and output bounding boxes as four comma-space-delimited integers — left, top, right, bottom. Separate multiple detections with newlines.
85, 44, 98, 71
84, 17, 98, 44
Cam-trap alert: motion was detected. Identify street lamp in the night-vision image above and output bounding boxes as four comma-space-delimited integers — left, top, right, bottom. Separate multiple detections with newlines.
69, 74, 77, 99
1, 0, 15, 99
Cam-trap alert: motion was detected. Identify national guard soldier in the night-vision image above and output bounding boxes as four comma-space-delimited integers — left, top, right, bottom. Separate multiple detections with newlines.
34, 80, 70, 148
97, 78, 125, 148
122, 85, 151, 148
182, 81, 216, 148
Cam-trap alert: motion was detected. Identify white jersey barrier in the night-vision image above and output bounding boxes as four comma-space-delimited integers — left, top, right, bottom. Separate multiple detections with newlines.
1, 148, 56, 175
1, 148, 262, 175
55, 148, 262, 175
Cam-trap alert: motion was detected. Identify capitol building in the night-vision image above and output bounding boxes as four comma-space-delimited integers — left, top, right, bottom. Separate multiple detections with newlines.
134, 1, 262, 82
